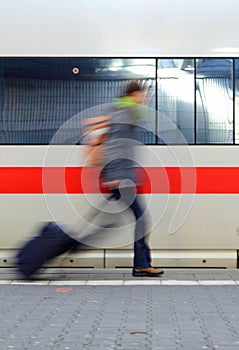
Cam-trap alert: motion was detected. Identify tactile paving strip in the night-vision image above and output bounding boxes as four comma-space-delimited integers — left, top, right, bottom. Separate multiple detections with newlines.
1, 285, 239, 349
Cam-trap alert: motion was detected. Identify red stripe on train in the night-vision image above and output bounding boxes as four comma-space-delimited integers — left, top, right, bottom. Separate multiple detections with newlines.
0, 167, 239, 194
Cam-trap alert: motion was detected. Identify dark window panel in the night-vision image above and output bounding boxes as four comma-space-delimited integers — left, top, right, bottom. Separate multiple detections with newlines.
0, 58, 156, 145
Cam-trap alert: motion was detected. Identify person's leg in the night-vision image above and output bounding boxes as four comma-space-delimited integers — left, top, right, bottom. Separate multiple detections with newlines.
129, 194, 151, 269
113, 188, 163, 277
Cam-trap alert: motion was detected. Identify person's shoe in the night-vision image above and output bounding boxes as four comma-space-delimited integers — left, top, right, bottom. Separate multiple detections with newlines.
132, 267, 164, 277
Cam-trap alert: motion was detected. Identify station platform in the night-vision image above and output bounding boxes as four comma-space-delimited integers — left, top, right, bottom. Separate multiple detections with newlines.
1, 268, 239, 349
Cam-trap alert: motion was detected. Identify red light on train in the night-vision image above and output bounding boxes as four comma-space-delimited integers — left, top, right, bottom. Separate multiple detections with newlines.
72, 67, 79, 74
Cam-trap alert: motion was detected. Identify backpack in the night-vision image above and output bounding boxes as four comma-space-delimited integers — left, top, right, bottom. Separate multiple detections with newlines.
81, 115, 111, 167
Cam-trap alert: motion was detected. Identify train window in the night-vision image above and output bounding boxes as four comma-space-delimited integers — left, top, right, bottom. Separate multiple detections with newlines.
196, 59, 233, 144
157, 59, 195, 144
0, 58, 156, 145
234, 60, 239, 144
0, 57, 238, 145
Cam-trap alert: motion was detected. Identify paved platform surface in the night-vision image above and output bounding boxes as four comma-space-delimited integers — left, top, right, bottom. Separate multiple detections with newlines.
1, 268, 239, 349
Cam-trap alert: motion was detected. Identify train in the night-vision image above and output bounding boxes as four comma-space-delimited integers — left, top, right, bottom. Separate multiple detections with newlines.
1, 0, 239, 269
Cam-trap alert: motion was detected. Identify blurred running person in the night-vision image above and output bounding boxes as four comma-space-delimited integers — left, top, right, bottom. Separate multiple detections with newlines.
102, 81, 164, 277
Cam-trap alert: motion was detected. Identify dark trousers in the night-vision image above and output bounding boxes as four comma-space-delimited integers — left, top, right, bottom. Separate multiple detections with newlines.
113, 188, 151, 269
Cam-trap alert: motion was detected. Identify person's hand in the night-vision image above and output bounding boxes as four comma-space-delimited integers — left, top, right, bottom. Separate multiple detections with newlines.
102, 180, 121, 189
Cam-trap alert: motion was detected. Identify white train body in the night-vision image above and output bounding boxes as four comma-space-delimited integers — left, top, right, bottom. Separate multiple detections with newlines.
0, 0, 239, 268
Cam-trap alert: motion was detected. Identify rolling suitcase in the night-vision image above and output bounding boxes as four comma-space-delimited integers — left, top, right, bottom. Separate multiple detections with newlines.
17, 222, 79, 279
16, 194, 116, 279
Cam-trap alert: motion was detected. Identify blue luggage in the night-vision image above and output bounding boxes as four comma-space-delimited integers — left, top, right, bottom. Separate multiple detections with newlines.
17, 222, 79, 279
